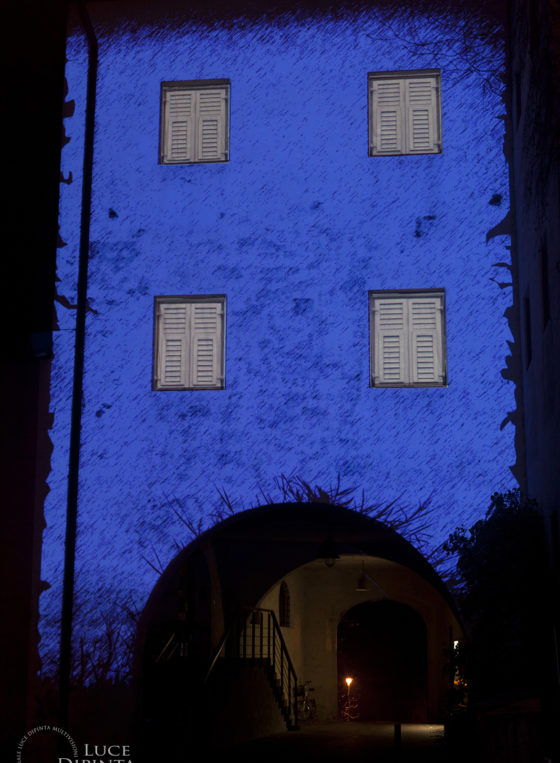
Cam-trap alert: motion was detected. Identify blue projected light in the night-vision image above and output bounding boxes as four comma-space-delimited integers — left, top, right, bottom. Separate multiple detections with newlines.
42, 7, 515, 677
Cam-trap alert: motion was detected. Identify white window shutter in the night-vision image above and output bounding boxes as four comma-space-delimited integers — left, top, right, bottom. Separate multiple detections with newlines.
157, 303, 189, 387
372, 79, 404, 155
163, 90, 194, 163
406, 77, 439, 154
409, 296, 444, 384
190, 301, 223, 388
196, 89, 226, 162
374, 298, 408, 384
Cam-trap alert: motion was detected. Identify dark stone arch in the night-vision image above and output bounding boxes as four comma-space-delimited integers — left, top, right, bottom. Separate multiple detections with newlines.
133, 502, 460, 752
137, 502, 457, 654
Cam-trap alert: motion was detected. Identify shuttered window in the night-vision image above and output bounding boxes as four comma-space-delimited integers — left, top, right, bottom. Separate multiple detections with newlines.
160, 80, 229, 164
370, 290, 446, 387
369, 70, 441, 156
153, 296, 226, 389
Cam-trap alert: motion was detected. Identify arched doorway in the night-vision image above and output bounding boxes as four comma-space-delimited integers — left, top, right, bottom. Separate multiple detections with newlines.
337, 600, 428, 722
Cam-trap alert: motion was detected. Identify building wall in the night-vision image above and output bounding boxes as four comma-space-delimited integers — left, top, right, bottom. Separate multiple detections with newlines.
509, 0, 560, 551
43, 1, 516, 675
508, 1, 560, 738
1, 0, 68, 751
259, 574, 305, 680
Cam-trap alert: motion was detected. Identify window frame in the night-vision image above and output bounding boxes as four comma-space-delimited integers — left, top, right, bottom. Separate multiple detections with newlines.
279, 580, 291, 628
369, 288, 447, 388
159, 79, 230, 165
368, 69, 442, 157
152, 295, 226, 391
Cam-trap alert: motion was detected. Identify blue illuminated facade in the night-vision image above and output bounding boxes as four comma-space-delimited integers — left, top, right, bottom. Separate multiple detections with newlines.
43, 2, 516, 675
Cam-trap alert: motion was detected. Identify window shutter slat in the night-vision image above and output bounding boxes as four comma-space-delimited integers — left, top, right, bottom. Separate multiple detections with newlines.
370, 290, 445, 387
410, 297, 443, 383
164, 91, 194, 163
406, 77, 438, 153
190, 302, 223, 387
369, 71, 441, 157
155, 297, 225, 390
158, 304, 189, 387
161, 83, 228, 164
373, 80, 404, 154
197, 90, 226, 161
375, 298, 408, 384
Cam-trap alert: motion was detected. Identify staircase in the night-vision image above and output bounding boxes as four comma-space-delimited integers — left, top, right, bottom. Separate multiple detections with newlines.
206, 607, 299, 731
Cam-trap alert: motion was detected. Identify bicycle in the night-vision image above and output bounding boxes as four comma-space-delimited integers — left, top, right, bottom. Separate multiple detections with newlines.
296, 681, 317, 720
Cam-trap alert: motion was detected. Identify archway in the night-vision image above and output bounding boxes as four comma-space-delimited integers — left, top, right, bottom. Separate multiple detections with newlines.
135, 502, 460, 751
337, 600, 428, 722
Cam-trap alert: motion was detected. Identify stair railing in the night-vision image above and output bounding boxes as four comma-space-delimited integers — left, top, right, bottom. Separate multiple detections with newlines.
205, 607, 298, 729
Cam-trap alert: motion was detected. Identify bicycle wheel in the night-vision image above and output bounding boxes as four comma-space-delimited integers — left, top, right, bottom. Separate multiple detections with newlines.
300, 700, 311, 721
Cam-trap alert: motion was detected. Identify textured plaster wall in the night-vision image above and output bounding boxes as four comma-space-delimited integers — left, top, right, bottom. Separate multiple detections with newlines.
42, 4, 516, 674
259, 574, 305, 680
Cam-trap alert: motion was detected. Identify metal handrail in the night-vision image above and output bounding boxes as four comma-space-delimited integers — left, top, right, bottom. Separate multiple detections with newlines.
247, 607, 297, 679
203, 614, 241, 684
204, 606, 298, 727
155, 631, 178, 664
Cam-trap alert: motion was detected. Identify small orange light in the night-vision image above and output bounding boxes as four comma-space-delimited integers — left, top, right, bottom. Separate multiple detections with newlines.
345, 677, 353, 687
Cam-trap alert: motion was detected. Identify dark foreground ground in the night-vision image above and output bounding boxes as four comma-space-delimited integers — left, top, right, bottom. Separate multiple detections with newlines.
206, 721, 470, 762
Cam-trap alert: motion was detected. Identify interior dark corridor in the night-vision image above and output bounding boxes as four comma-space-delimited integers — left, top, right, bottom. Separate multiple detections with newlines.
337, 600, 428, 722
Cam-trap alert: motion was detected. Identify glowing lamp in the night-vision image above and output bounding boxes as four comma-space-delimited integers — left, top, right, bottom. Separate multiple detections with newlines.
345, 677, 353, 687
317, 537, 340, 568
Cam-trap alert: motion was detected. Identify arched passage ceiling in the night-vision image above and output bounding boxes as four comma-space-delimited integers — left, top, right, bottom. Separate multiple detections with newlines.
140, 502, 459, 636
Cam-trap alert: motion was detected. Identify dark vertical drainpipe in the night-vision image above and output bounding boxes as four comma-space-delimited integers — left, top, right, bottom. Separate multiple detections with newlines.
58, 0, 98, 730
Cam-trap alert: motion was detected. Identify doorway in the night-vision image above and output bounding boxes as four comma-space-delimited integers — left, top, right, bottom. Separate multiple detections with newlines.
337, 600, 428, 721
